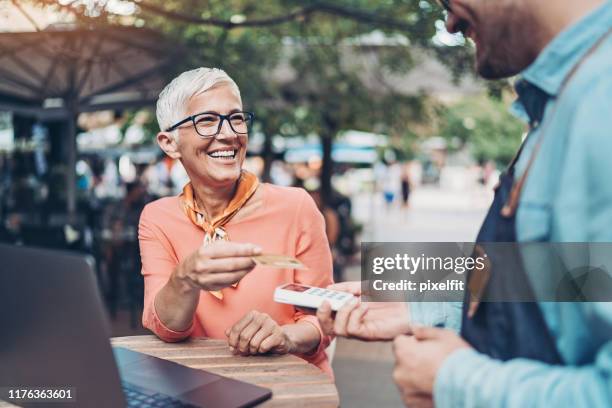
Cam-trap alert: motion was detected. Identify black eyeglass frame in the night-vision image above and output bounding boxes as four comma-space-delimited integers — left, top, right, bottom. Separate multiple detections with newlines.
165, 111, 255, 138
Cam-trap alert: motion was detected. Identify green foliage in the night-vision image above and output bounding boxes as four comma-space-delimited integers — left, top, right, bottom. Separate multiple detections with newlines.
38, 0, 462, 138
29, 0, 478, 140
438, 96, 525, 167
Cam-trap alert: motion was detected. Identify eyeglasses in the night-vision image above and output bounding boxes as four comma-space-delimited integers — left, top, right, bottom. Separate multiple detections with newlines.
165, 111, 254, 138
437, 0, 452, 13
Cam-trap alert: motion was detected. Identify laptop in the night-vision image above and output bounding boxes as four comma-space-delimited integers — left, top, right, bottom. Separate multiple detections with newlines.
0, 244, 272, 408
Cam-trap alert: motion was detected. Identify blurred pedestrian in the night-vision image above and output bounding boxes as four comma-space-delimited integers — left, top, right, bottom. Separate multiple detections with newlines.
377, 160, 401, 210
400, 163, 411, 209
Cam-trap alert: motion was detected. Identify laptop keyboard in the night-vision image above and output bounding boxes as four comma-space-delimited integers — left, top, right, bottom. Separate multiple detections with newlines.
122, 382, 198, 408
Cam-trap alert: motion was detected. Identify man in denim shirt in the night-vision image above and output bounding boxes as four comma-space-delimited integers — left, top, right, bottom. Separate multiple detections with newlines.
317, 0, 612, 406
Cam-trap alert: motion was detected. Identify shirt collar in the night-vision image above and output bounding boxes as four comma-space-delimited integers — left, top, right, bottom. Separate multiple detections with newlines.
521, 1, 612, 96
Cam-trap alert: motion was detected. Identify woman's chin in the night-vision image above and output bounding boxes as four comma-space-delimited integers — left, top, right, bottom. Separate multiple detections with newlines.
206, 168, 242, 186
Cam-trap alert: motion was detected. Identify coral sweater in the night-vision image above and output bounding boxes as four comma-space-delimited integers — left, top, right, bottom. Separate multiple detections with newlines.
139, 184, 334, 376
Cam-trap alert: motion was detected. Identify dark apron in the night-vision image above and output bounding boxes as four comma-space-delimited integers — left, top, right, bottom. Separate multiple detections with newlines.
459, 164, 563, 364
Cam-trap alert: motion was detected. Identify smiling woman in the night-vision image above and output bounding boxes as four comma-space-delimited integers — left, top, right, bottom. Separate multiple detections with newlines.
139, 67, 334, 377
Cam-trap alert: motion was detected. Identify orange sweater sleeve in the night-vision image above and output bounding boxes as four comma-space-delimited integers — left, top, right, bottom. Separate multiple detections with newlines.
292, 190, 335, 356
139, 205, 195, 342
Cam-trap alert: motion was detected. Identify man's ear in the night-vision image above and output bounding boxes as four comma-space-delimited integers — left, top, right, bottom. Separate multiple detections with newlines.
157, 131, 181, 159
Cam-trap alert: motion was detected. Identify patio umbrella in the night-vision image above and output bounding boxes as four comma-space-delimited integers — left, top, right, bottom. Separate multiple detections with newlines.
0, 24, 183, 215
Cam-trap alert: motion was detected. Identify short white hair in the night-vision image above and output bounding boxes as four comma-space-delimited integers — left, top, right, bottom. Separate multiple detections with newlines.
156, 67, 241, 135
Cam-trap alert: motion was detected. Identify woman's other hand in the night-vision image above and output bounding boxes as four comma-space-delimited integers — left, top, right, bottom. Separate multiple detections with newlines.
225, 311, 295, 356
172, 241, 262, 293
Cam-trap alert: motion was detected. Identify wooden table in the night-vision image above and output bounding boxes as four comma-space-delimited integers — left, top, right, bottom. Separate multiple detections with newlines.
112, 335, 339, 407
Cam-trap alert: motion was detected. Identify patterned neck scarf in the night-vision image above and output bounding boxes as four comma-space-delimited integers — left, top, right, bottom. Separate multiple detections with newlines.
180, 170, 259, 299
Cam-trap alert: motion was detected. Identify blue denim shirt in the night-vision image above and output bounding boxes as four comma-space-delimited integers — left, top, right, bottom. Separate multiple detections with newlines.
411, 3, 612, 406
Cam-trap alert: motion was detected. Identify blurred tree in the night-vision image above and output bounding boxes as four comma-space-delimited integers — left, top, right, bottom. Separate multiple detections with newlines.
438, 96, 525, 167
29, 0, 477, 203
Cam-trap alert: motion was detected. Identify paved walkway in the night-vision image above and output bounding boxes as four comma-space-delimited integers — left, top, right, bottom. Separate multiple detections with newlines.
332, 183, 491, 407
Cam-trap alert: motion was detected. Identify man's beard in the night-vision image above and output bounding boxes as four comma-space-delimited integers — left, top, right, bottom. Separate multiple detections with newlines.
475, 7, 542, 79
477, 50, 524, 79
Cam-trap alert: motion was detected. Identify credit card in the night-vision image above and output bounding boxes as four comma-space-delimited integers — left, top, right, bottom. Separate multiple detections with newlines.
252, 254, 307, 270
